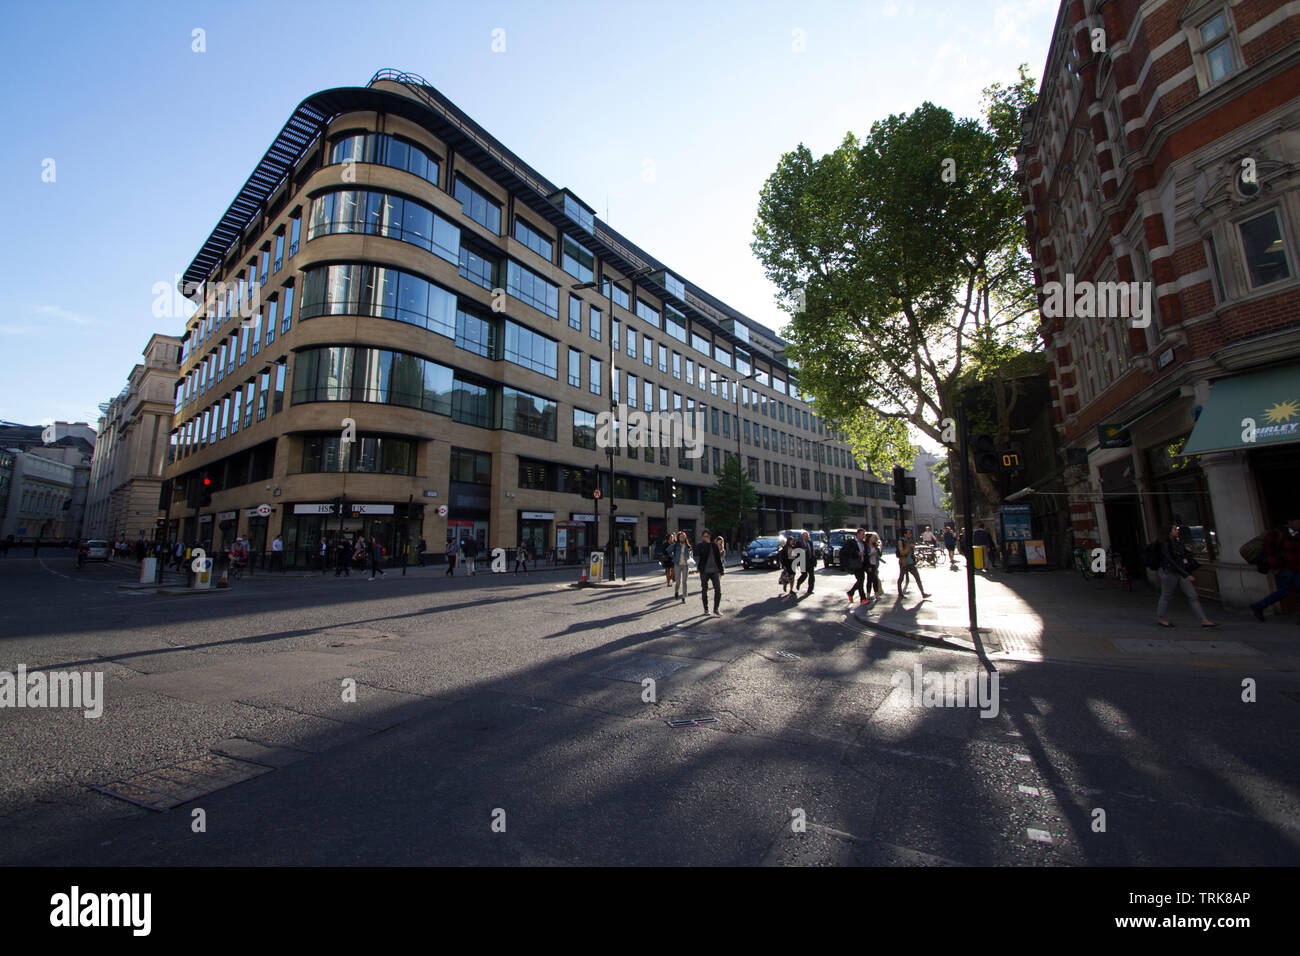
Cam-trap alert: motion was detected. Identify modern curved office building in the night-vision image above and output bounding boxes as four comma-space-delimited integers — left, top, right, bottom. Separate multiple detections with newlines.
164, 70, 897, 566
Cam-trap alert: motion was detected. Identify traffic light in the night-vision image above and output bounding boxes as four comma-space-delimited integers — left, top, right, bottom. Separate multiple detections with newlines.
200, 476, 213, 507
904, 477, 917, 497
664, 476, 677, 506
972, 434, 998, 473
891, 465, 905, 505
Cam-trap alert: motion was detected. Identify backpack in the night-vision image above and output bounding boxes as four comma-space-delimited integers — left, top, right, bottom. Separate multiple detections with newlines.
1239, 534, 1270, 574
1141, 540, 1162, 571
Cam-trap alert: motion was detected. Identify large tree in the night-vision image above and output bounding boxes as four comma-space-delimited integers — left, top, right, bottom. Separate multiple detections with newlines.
752, 68, 1039, 505
704, 455, 759, 544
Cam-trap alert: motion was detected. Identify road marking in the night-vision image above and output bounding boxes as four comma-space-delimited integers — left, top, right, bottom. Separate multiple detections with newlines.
1015, 754, 1032, 762
1018, 785, 1040, 796
1026, 828, 1053, 844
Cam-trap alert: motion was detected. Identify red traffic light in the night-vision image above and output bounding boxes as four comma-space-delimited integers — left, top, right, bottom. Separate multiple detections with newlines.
203, 477, 212, 485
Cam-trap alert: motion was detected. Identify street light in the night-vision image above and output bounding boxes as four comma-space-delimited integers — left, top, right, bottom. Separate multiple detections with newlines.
573, 266, 652, 579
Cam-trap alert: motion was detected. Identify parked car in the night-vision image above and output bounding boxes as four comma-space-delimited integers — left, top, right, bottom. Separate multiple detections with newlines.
84, 539, 111, 561
825, 529, 859, 568
742, 536, 783, 570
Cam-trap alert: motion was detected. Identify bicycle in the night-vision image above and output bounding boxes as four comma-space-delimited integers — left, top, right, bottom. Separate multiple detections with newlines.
1073, 547, 1094, 580
1107, 549, 1131, 591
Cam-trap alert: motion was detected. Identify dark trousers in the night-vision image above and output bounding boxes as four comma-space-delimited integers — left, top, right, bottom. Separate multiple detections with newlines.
700, 571, 721, 611
867, 565, 883, 595
1253, 569, 1298, 612
848, 569, 867, 601
899, 564, 923, 591
796, 566, 815, 594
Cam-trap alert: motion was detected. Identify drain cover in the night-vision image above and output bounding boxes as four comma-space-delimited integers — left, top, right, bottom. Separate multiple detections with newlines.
93, 752, 271, 811
666, 716, 719, 728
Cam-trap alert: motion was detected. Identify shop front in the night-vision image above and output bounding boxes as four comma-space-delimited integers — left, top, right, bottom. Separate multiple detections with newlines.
518, 511, 552, 564
615, 515, 638, 560
559, 514, 597, 565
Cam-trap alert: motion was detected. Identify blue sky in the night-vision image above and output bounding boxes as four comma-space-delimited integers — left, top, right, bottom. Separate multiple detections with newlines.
0, 0, 1057, 430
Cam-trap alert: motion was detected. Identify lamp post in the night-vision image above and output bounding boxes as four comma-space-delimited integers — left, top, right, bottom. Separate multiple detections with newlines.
573, 266, 651, 580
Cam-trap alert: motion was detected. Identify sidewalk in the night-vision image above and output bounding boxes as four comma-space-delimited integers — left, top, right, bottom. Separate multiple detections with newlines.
850, 560, 1300, 673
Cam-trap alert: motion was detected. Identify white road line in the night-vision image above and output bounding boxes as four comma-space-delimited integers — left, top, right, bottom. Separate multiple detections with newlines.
1027, 828, 1053, 844
1018, 785, 1041, 796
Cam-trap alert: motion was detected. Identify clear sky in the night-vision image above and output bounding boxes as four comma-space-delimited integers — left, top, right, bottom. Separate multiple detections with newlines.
0, 0, 1058, 431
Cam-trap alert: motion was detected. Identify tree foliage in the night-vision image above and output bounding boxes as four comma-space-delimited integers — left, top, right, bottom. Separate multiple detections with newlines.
752, 66, 1039, 498
824, 487, 851, 529
704, 455, 758, 542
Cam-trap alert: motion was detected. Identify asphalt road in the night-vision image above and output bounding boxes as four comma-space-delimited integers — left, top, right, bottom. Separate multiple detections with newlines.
1, 549, 1297, 866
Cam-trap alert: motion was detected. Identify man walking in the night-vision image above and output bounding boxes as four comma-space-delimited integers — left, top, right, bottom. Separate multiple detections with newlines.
973, 523, 998, 570
270, 534, 284, 572
897, 528, 931, 598
445, 537, 459, 576
368, 536, 386, 580
463, 536, 478, 576
513, 540, 529, 574
795, 530, 816, 596
417, 536, 427, 568
843, 527, 868, 604
1250, 516, 1300, 623
335, 536, 352, 577
943, 525, 958, 569
693, 530, 724, 615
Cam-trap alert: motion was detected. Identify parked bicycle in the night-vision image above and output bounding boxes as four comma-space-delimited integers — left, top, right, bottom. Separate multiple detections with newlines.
1073, 547, 1094, 580
1107, 548, 1131, 591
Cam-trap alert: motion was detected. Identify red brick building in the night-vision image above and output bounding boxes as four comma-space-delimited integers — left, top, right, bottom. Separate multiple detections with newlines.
1019, 0, 1300, 609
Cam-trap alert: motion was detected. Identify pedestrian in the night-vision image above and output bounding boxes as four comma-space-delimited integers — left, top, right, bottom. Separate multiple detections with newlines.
513, 540, 529, 574
318, 537, 328, 572
973, 522, 998, 569
463, 536, 479, 576
843, 527, 868, 604
693, 529, 724, 615
270, 534, 284, 572
777, 535, 796, 595
865, 532, 884, 598
659, 533, 675, 588
335, 536, 352, 577
134, 538, 147, 562
943, 525, 957, 569
352, 536, 366, 573
368, 535, 386, 580
444, 537, 459, 576
1250, 515, 1300, 623
1155, 523, 1216, 628
921, 525, 937, 547
795, 530, 816, 596
672, 531, 692, 603
715, 536, 727, 566
897, 528, 931, 598
417, 536, 428, 568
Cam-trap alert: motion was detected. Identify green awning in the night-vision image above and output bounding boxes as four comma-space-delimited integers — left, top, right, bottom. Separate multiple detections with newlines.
1181, 362, 1300, 455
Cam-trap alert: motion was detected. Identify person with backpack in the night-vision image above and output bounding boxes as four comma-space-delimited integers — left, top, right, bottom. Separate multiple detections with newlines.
1249, 516, 1300, 623
842, 528, 868, 604
1150, 523, 1216, 628
943, 525, 957, 569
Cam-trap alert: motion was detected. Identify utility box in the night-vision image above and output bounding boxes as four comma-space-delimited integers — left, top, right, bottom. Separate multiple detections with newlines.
139, 557, 156, 584
588, 553, 605, 581
972, 545, 986, 570
192, 558, 212, 589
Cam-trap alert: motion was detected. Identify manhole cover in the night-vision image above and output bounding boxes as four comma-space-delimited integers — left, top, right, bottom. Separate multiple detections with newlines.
93, 752, 270, 811
600, 654, 693, 682
666, 716, 719, 728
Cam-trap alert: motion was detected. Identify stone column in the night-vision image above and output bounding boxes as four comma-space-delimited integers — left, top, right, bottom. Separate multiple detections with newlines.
1198, 450, 1268, 609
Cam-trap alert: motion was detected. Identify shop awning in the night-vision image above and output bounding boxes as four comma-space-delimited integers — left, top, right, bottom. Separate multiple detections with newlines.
1181, 362, 1300, 455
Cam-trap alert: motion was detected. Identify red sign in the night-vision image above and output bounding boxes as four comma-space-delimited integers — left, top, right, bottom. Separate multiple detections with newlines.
592, 489, 602, 499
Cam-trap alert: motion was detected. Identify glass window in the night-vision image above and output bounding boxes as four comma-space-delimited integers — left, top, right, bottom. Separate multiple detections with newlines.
273, 362, 286, 413
671, 352, 681, 379
601, 278, 630, 310
635, 299, 660, 328
449, 448, 492, 484
1239, 211, 1291, 289
568, 347, 582, 388
658, 344, 668, 373
643, 379, 653, 411
664, 305, 686, 343
456, 308, 498, 358
274, 232, 285, 273
612, 318, 620, 350
454, 176, 501, 234
627, 373, 638, 408
281, 284, 294, 333
459, 244, 498, 291
506, 261, 559, 318
514, 217, 553, 260
504, 320, 558, 377
264, 300, 277, 346
569, 295, 582, 330
692, 331, 710, 356
229, 389, 241, 435
289, 213, 301, 256
562, 236, 595, 283
590, 357, 602, 395
451, 376, 493, 428
626, 327, 637, 360
502, 387, 556, 440
642, 335, 653, 367
561, 194, 594, 232
1200, 13, 1235, 83
573, 408, 597, 449
590, 306, 601, 341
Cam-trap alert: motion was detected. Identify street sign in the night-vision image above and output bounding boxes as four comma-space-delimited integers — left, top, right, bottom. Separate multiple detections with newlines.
256, 503, 272, 516
592, 488, 602, 499
436, 505, 448, 517
1097, 424, 1132, 448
